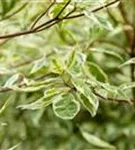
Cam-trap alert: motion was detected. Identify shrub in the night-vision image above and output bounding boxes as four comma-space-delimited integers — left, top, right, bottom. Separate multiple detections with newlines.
0, 0, 135, 149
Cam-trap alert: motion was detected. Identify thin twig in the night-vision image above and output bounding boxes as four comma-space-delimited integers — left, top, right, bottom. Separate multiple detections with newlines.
35, 6, 76, 32
34, 0, 72, 31
107, 8, 118, 25
65, 0, 120, 19
0, 87, 11, 93
93, 90, 135, 104
1, 78, 135, 104
35, 20, 60, 32
64, 4, 77, 18
30, 2, 54, 29
32, 18, 56, 31
55, 0, 71, 18
0, 0, 120, 39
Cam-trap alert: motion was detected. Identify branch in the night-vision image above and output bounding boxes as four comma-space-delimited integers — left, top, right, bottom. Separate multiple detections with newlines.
65, 0, 120, 19
55, 0, 71, 18
30, 2, 55, 29
1, 79, 135, 105
93, 90, 135, 104
0, 87, 11, 93
31, 0, 71, 31
0, 0, 120, 39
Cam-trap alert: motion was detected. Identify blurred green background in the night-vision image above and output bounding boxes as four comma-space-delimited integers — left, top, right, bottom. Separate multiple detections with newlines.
0, 0, 135, 149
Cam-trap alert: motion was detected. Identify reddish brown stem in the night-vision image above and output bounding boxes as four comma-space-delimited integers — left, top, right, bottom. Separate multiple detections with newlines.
0, 0, 120, 39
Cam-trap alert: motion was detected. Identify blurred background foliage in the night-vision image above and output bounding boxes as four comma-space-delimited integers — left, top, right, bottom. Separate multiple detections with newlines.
0, 0, 135, 149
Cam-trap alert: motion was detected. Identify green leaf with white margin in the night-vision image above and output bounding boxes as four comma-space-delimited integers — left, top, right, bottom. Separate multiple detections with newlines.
75, 90, 99, 117
95, 15, 114, 31
30, 57, 49, 74
119, 82, 135, 90
116, 88, 130, 102
95, 82, 119, 99
50, 2, 63, 18
11, 84, 47, 92
80, 128, 115, 149
7, 142, 21, 150
72, 79, 99, 116
17, 94, 57, 110
66, 49, 76, 69
0, 67, 12, 75
9, 77, 63, 93
17, 88, 70, 110
90, 48, 124, 61
53, 93, 80, 120
66, 51, 86, 76
17, 96, 53, 110
86, 80, 130, 101
77, 51, 87, 65
44, 87, 70, 97
4, 73, 22, 87
119, 57, 135, 68
84, 11, 113, 31
51, 56, 64, 74
91, 81, 128, 101
0, 98, 10, 115
85, 62, 108, 82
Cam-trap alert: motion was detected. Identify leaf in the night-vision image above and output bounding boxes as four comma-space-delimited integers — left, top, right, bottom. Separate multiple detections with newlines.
94, 87, 108, 99
76, 91, 99, 117
0, 0, 9, 16
4, 73, 22, 87
0, 98, 10, 115
80, 128, 115, 149
29, 77, 61, 87
11, 84, 47, 92
44, 87, 70, 97
0, 67, 12, 75
50, 3, 64, 18
77, 52, 87, 65
96, 15, 114, 31
50, 0, 70, 18
17, 96, 53, 110
0, 122, 7, 126
90, 48, 124, 61
119, 57, 135, 68
84, 12, 113, 31
58, 28, 77, 44
119, 82, 135, 91
116, 88, 130, 102
7, 142, 21, 150
85, 62, 108, 82
66, 49, 76, 69
0, 0, 17, 16
30, 57, 49, 74
96, 82, 119, 99
72, 79, 99, 116
53, 93, 80, 119
95, 82, 130, 101
61, 71, 73, 87
51, 57, 64, 74
17, 88, 67, 110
